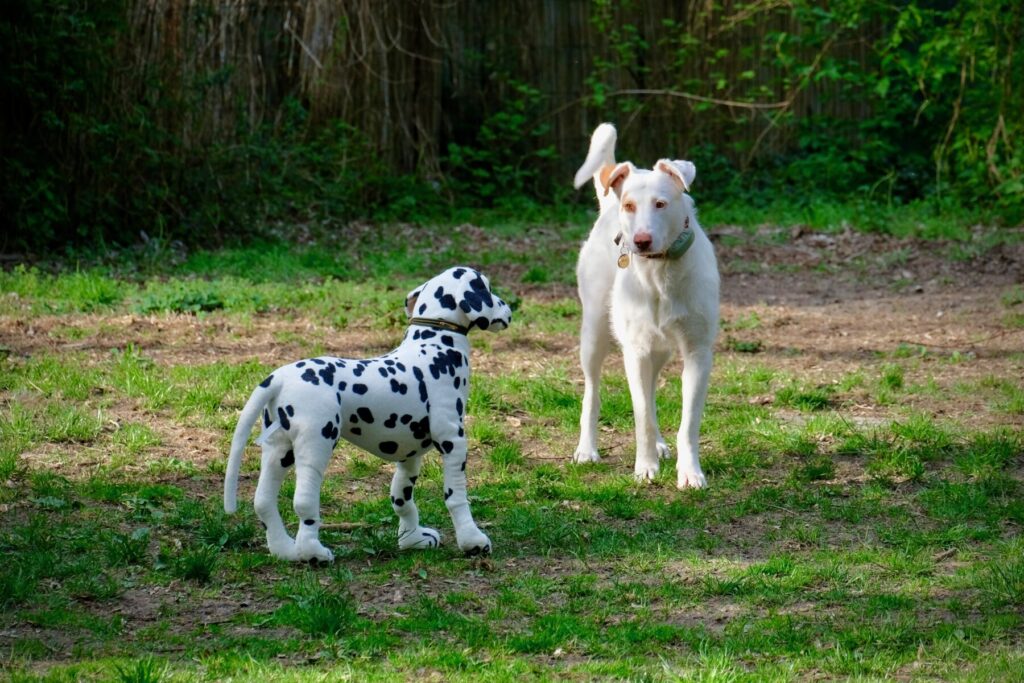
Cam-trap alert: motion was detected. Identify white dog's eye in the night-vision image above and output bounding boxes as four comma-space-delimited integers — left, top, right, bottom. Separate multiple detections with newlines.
655, 199, 667, 209
623, 201, 636, 213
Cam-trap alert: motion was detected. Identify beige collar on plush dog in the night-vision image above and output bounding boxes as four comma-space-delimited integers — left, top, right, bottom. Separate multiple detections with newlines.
409, 317, 471, 335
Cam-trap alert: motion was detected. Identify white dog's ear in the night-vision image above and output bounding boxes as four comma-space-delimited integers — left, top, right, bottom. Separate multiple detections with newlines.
656, 159, 696, 193
595, 164, 616, 195
405, 286, 423, 317
604, 162, 634, 197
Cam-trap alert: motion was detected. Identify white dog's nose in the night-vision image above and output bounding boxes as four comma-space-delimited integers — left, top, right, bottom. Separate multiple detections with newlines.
633, 232, 653, 252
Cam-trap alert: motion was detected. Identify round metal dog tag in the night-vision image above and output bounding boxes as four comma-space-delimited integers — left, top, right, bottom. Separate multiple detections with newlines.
617, 253, 630, 269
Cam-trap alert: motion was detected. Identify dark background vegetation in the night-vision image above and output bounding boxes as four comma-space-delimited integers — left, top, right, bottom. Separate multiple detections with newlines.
2, 0, 1022, 252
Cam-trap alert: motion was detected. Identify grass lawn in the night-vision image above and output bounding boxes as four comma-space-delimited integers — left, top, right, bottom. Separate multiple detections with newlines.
1, 205, 1023, 681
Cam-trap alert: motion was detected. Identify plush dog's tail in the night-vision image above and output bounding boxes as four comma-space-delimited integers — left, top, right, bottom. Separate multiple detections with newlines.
224, 379, 280, 514
573, 123, 617, 190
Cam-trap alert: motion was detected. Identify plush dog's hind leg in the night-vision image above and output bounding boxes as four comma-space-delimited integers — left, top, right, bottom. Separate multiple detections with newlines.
390, 456, 441, 550
254, 439, 298, 560
291, 436, 335, 563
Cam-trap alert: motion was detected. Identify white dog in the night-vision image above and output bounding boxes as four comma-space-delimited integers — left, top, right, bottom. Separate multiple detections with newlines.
571, 123, 720, 488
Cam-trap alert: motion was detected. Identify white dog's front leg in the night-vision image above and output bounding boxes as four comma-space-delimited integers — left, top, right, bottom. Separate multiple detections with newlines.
623, 350, 660, 482
677, 346, 712, 489
390, 455, 441, 550
649, 348, 673, 461
573, 308, 612, 464
437, 437, 491, 556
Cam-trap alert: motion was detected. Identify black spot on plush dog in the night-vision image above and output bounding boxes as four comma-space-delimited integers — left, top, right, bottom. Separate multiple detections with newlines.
224, 267, 512, 563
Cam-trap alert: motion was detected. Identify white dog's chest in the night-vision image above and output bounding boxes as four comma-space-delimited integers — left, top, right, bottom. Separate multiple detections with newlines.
611, 268, 694, 347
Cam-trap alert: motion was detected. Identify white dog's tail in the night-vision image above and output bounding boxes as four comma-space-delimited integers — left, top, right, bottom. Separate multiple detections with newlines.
573, 123, 617, 190
224, 379, 280, 514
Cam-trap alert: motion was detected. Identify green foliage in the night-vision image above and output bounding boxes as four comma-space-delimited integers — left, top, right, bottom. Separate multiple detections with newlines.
113, 657, 167, 683
3, 0, 1021, 250
443, 78, 558, 206
584, 0, 1024, 218
274, 572, 362, 636
0, 1, 443, 251
171, 544, 219, 584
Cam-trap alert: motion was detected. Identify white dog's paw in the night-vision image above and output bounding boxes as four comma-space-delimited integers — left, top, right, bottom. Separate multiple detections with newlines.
677, 469, 708, 490
656, 440, 672, 460
572, 448, 601, 464
399, 526, 441, 550
456, 528, 492, 557
295, 539, 334, 564
634, 461, 660, 482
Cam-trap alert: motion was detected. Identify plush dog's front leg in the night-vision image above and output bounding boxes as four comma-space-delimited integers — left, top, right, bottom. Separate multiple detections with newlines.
390, 456, 441, 550
623, 349, 661, 482
436, 435, 491, 556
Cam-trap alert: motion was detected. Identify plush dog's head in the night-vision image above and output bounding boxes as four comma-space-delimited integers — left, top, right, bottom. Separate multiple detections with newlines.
603, 159, 697, 256
405, 267, 512, 332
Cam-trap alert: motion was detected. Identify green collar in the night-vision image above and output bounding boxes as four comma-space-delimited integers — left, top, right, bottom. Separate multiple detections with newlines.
646, 229, 695, 260
613, 217, 696, 262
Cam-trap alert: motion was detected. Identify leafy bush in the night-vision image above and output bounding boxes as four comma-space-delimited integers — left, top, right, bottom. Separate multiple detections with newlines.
443, 78, 558, 205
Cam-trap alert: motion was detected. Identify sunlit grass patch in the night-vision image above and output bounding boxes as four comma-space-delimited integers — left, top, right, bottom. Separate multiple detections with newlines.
1, 234, 1023, 680
0, 265, 127, 314
272, 571, 363, 636
113, 423, 162, 456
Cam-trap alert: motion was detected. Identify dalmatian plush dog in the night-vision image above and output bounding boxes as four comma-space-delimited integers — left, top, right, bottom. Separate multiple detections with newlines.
224, 266, 512, 562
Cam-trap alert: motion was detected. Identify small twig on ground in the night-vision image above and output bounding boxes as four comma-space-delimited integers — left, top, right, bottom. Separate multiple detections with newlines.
896, 327, 1023, 350
320, 522, 371, 530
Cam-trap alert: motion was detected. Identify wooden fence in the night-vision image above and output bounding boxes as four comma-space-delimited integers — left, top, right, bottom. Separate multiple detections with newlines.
120, 0, 878, 177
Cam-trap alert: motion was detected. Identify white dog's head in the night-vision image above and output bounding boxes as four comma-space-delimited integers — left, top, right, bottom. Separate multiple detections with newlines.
602, 159, 697, 256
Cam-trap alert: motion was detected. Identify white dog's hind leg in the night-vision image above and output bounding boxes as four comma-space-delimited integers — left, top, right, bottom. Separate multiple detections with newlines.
291, 437, 335, 563
676, 346, 712, 489
623, 350, 661, 481
390, 456, 441, 550
574, 307, 612, 464
254, 441, 298, 561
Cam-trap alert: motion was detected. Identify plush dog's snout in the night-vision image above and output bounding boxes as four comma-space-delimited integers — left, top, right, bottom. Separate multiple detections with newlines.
633, 232, 653, 252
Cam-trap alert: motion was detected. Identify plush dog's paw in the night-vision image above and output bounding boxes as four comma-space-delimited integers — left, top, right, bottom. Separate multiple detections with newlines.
399, 526, 441, 550
677, 469, 708, 489
295, 540, 334, 564
464, 543, 491, 557
457, 528, 492, 557
268, 537, 298, 561
572, 448, 601, 464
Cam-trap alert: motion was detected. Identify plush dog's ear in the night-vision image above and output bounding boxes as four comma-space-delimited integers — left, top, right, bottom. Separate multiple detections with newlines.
604, 162, 633, 197
656, 159, 696, 193
405, 286, 423, 317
